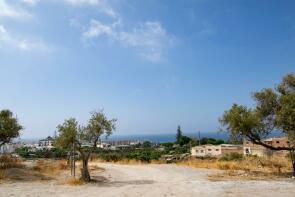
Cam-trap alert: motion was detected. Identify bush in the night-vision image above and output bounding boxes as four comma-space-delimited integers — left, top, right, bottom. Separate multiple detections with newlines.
219, 153, 243, 161
0, 169, 5, 180
0, 154, 24, 169
15, 147, 68, 159
95, 148, 163, 163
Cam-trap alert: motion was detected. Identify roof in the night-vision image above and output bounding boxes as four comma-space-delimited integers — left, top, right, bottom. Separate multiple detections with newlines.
40, 136, 54, 141
220, 144, 242, 147
192, 144, 242, 149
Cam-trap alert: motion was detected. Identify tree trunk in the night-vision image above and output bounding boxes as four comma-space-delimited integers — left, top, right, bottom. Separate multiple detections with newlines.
81, 156, 90, 182
289, 150, 295, 178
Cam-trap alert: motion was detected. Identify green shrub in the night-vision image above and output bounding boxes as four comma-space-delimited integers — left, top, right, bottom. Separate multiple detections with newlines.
15, 147, 67, 159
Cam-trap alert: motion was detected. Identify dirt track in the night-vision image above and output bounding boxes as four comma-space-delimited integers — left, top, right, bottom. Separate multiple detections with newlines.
1, 163, 295, 197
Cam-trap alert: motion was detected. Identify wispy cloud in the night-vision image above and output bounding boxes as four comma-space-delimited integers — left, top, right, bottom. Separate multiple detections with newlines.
63, 0, 117, 18
82, 19, 174, 62
0, 0, 33, 20
67, 0, 175, 62
21, 0, 40, 6
198, 22, 215, 36
0, 24, 50, 52
0, 1, 51, 53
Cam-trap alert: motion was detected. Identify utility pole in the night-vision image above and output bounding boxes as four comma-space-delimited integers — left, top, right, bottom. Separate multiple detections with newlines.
70, 143, 76, 177
73, 143, 76, 178
70, 147, 73, 176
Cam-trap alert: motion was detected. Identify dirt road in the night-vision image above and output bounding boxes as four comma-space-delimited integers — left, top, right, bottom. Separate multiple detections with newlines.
1, 163, 295, 197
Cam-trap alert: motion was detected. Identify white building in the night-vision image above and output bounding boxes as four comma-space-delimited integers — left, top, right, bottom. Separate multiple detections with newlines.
38, 136, 54, 149
0, 143, 21, 154
191, 144, 243, 157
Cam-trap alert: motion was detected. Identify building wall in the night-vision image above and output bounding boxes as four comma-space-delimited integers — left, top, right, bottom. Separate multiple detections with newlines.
0, 144, 18, 154
205, 145, 222, 156
191, 144, 243, 157
221, 146, 243, 155
243, 137, 289, 157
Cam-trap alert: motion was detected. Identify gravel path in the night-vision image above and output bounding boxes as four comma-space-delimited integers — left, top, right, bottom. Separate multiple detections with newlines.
1, 163, 295, 197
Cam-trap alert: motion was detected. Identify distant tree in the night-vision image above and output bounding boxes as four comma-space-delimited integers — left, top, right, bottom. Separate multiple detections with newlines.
220, 73, 295, 176
0, 110, 23, 148
176, 125, 183, 143
55, 110, 116, 181
142, 141, 152, 149
200, 138, 225, 145
178, 136, 191, 146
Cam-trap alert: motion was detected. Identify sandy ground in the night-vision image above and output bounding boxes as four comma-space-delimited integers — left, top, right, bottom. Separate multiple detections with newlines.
1, 163, 295, 197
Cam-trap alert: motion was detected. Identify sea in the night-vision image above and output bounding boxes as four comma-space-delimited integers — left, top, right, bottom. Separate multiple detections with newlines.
102, 132, 229, 143
20, 132, 229, 144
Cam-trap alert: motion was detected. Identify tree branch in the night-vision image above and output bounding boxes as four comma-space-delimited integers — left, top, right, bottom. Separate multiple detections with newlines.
246, 134, 295, 150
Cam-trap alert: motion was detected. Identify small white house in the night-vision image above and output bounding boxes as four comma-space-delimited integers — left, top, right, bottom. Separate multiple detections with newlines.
191, 144, 243, 157
38, 136, 54, 149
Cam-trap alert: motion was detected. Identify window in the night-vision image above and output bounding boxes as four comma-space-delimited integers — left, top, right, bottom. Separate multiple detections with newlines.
276, 141, 280, 144
201, 150, 204, 153
246, 142, 249, 144
245, 148, 250, 154
196, 150, 199, 153
216, 149, 219, 151
208, 149, 211, 151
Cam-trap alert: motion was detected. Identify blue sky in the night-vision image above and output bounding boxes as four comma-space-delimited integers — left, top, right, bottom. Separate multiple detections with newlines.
0, 0, 294, 139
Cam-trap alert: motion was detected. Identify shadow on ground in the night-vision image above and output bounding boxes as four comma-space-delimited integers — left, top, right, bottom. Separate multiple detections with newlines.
89, 175, 155, 187
4, 167, 54, 182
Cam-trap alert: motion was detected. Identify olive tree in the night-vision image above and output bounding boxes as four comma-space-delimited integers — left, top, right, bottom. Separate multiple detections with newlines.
55, 111, 116, 181
0, 110, 23, 148
220, 73, 295, 176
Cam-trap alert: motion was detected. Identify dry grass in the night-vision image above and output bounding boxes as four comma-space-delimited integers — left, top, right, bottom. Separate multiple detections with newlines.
0, 154, 24, 181
208, 170, 289, 181
63, 178, 84, 186
0, 169, 6, 180
32, 160, 68, 176
0, 155, 24, 169
178, 156, 291, 172
178, 156, 292, 180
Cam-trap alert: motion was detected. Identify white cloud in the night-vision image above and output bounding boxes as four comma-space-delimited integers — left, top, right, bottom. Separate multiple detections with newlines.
82, 20, 174, 62
0, 0, 32, 19
66, 0, 175, 62
21, 0, 40, 6
0, 24, 50, 52
64, 0, 117, 18
83, 19, 113, 38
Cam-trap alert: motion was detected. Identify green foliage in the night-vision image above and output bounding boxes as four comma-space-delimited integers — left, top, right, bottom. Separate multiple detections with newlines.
161, 142, 174, 148
55, 110, 116, 181
55, 118, 78, 148
161, 142, 174, 152
0, 110, 23, 147
141, 141, 152, 149
178, 135, 191, 146
15, 147, 30, 158
176, 125, 182, 144
15, 147, 67, 159
86, 111, 116, 142
220, 73, 295, 150
96, 149, 162, 163
173, 145, 190, 154
276, 93, 295, 144
219, 153, 244, 161
220, 104, 263, 142
175, 125, 192, 146
200, 138, 225, 145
